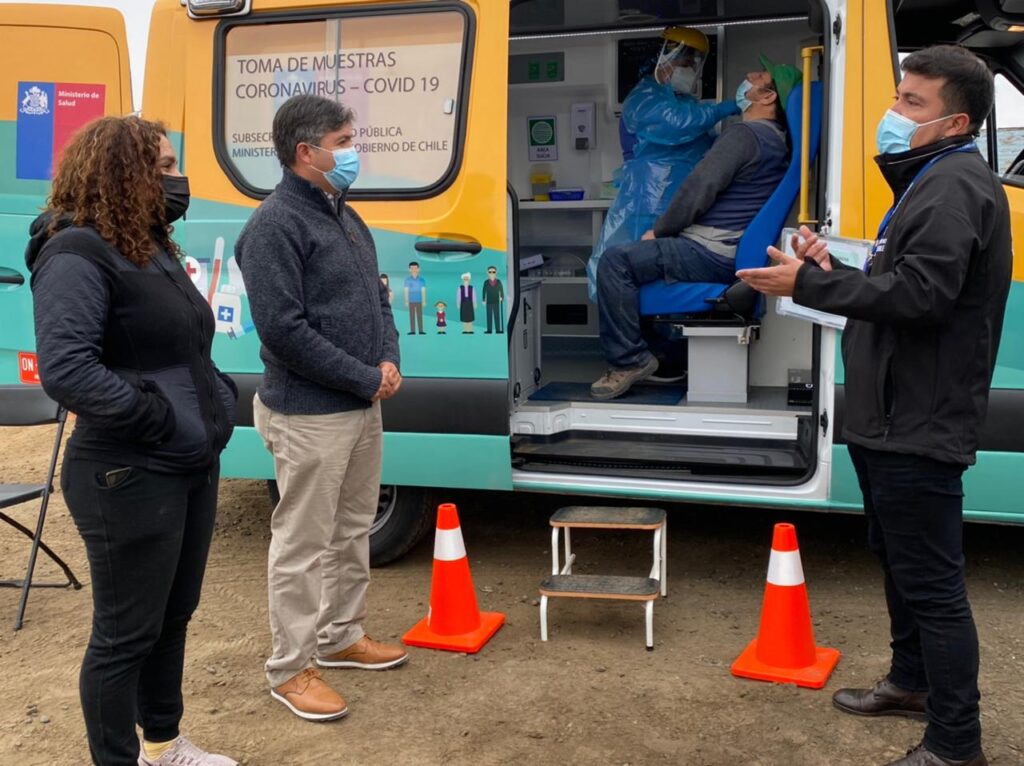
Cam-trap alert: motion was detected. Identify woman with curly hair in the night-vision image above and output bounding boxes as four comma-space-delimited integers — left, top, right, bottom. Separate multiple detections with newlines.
28, 116, 238, 766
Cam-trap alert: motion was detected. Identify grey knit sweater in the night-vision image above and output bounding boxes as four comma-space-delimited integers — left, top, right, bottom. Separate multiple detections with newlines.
236, 168, 399, 414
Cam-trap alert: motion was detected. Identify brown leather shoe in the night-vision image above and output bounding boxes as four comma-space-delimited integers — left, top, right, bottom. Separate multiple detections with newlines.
270, 668, 348, 722
885, 743, 988, 766
316, 635, 409, 670
833, 677, 928, 720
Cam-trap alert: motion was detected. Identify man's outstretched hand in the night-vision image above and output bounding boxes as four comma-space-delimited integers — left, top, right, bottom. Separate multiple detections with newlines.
775, 225, 831, 272
737, 225, 830, 298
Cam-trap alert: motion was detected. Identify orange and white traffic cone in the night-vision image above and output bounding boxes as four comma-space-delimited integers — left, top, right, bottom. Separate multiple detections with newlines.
731, 522, 840, 689
403, 503, 505, 653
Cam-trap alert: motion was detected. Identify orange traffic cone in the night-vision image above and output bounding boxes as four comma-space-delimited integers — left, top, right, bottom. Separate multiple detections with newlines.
731, 523, 840, 689
403, 503, 505, 653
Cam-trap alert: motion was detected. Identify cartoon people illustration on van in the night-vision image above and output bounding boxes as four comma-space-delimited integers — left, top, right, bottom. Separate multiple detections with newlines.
482, 265, 505, 334
435, 300, 448, 334
456, 272, 476, 334
404, 261, 426, 334
380, 273, 394, 304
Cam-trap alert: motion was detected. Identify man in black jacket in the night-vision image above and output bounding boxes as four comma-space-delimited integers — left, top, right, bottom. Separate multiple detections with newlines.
739, 46, 1010, 766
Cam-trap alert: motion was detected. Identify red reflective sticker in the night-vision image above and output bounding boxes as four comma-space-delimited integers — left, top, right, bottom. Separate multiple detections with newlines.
18, 352, 40, 384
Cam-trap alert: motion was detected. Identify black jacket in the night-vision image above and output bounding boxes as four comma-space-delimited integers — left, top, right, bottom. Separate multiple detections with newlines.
27, 215, 238, 473
794, 136, 1011, 465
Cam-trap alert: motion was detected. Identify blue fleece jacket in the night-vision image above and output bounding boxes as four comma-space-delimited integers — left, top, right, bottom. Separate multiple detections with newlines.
236, 168, 400, 415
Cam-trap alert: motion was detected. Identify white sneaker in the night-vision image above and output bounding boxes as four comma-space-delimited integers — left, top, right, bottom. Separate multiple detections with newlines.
137, 736, 238, 766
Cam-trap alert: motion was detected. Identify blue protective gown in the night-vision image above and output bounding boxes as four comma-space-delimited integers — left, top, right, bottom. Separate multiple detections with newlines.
587, 76, 740, 300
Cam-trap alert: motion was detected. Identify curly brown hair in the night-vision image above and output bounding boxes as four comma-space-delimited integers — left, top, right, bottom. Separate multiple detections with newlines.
46, 116, 180, 265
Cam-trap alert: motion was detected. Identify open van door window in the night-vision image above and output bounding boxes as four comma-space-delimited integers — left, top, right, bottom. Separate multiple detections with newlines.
980, 74, 1024, 177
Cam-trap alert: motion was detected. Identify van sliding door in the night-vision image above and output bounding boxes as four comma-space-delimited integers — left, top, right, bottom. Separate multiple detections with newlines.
205, 1, 513, 489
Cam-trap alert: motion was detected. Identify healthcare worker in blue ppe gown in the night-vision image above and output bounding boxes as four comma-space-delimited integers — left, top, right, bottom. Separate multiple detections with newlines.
588, 26, 739, 300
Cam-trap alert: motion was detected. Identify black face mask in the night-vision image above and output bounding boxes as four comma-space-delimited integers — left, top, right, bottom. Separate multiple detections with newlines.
162, 174, 190, 223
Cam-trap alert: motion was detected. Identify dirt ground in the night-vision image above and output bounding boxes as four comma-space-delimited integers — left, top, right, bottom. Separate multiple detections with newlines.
1, 424, 1022, 766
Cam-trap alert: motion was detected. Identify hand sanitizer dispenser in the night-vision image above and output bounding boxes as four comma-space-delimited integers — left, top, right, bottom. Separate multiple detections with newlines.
571, 102, 595, 150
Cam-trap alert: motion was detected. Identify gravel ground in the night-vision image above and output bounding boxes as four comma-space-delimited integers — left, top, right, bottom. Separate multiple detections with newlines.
1, 424, 1022, 765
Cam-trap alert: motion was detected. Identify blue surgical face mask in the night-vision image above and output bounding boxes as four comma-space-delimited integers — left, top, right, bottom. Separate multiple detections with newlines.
875, 109, 954, 155
311, 144, 360, 191
736, 79, 755, 112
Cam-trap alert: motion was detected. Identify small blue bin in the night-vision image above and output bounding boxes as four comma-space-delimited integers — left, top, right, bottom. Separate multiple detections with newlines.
549, 187, 585, 201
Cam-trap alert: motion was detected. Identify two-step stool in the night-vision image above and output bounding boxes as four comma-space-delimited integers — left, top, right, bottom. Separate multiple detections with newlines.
539, 506, 667, 650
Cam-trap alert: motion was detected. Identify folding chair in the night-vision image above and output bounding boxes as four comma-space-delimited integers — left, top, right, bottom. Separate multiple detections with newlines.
0, 385, 81, 630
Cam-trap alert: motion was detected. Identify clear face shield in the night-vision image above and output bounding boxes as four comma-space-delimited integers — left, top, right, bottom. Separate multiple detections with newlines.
655, 39, 706, 95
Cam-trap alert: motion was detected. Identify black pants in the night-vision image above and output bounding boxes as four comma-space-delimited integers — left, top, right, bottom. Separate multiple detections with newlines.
485, 301, 503, 333
62, 455, 219, 766
848, 444, 980, 760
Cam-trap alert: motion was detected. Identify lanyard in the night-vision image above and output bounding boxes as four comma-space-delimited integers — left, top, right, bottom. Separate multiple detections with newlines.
864, 143, 977, 273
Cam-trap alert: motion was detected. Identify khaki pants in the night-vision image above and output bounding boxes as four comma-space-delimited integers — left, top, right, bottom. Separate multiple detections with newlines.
253, 394, 382, 688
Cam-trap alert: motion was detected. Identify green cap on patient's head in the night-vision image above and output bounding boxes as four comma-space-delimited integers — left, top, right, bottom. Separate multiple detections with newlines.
759, 54, 802, 111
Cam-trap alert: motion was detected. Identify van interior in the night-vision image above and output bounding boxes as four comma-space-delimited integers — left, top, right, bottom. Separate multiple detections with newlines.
504, 0, 829, 485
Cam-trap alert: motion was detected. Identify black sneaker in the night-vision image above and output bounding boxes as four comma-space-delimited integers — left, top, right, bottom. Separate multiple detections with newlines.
885, 743, 988, 766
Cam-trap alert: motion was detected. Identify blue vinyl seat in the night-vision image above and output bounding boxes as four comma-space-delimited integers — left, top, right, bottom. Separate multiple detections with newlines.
638, 81, 824, 319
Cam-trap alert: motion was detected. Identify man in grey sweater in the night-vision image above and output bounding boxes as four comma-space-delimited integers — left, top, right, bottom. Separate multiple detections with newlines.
236, 95, 406, 723
591, 62, 799, 400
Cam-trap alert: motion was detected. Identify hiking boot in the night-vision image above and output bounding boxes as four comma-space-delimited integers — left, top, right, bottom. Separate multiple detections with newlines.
316, 635, 409, 670
590, 356, 659, 400
270, 668, 348, 722
885, 743, 988, 766
137, 737, 238, 766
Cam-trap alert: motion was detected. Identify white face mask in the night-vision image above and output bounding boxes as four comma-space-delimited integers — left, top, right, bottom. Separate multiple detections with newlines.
670, 66, 697, 94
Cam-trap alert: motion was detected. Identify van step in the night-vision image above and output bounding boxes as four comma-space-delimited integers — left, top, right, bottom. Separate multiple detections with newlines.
551, 506, 666, 530
512, 432, 809, 478
539, 574, 660, 601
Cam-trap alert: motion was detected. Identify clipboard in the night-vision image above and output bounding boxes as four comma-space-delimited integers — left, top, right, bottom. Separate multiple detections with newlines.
773, 228, 872, 330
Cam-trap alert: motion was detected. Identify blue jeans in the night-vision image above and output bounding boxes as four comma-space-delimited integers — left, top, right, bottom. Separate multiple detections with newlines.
596, 237, 735, 368
848, 444, 981, 761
